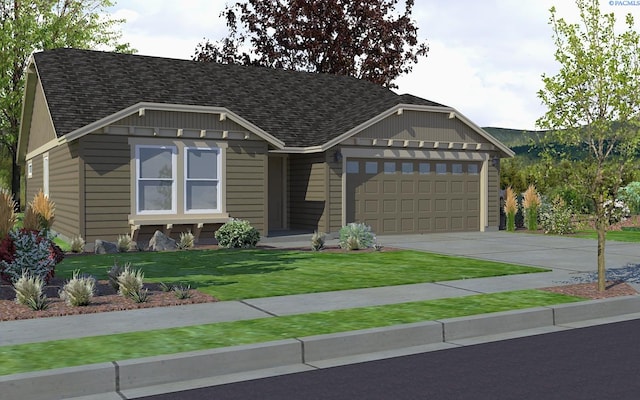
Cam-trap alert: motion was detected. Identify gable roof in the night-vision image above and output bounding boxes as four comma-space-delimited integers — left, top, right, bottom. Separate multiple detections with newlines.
30, 48, 442, 148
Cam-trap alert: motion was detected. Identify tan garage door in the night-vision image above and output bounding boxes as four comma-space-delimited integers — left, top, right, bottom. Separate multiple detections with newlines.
346, 159, 480, 234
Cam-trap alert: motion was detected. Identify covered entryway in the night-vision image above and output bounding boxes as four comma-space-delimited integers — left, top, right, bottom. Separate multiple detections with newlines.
345, 159, 480, 234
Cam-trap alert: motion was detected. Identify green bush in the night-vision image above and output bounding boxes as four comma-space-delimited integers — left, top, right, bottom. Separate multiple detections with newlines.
539, 196, 575, 235
215, 219, 260, 248
59, 270, 95, 306
339, 223, 375, 250
618, 182, 640, 214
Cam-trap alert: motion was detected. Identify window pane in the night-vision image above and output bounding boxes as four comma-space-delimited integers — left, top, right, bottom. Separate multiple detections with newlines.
139, 181, 173, 211
384, 162, 396, 174
402, 162, 413, 174
436, 163, 447, 174
365, 162, 377, 174
187, 149, 218, 179
468, 164, 479, 175
419, 163, 430, 174
452, 164, 463, 174
140, 148, 173, 179
346, 161, 359, 174
186, 181, 218, 210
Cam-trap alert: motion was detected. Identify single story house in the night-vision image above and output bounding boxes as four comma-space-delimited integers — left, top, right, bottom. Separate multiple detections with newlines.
18, 48, 514, 244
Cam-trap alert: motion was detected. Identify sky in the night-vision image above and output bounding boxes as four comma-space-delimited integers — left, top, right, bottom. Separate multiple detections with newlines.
106, 0, 640, 131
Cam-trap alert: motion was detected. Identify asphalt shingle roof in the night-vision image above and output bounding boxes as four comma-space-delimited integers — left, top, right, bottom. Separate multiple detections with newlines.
33, 48, 445, 147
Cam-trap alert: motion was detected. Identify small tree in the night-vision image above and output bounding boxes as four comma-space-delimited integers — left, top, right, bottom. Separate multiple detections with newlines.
537, 0, 640, 291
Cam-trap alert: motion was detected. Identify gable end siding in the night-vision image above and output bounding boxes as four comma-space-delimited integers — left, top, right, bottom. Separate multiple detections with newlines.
48, 142, 80, 240
26, 79, 57, 154
114, 110, 248, 133
354, 110, 489, 144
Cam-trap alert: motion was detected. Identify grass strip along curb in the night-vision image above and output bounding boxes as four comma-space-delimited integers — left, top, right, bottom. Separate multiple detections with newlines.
0, 290, 582, 376
57, 249, 546, 300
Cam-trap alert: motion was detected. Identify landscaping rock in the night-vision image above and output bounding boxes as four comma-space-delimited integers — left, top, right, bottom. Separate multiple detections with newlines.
95, 240, 118, 254
147, 230, 178, 251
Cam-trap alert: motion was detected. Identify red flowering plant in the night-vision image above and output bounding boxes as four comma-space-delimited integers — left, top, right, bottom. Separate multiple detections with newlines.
0, 229, 64, 284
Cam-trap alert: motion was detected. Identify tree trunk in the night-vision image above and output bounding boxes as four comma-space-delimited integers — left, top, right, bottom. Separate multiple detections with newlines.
11, 152, 21, 211
596, 217, 606, 292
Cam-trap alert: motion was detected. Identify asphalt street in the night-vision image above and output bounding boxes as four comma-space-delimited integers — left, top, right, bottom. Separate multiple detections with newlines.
140, 318, 640, 400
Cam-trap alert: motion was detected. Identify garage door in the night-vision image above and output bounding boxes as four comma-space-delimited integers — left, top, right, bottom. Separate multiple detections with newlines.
345, 159, 480, 234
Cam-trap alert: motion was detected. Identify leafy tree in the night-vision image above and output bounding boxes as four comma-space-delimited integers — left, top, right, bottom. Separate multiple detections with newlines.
537, 0, 640, 291
0, 0, 132, 207
193, 0, 428, 88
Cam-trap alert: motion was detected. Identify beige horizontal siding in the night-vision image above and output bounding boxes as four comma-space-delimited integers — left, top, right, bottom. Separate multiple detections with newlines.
288, 153, 327, 232
80, 133, 131, 243
49, 143, 80, 239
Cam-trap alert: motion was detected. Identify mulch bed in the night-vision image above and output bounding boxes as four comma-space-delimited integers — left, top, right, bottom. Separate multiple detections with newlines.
0, 278, 217, 322
540, 281, 638, 299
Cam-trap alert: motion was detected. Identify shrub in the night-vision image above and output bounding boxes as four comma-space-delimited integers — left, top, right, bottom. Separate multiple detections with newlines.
59, 270, 95, 306
173, 284, 192, 299
107, 260, 125, 291
339, 223, 375, 250
116, 234, 132, 252
69, 235, 85, 253
117, 263, 145, 299
618, 182, 640, 214
504, 187, 518, 232
539, 196, 575, 235
215, 219, 260, 248
21, 206, 40, 231
0, 188, 17, 239
310, 231, 326, 251
604, 199, 630, 225
0, 229, 63, 283
177, 231, 195, 250
30, 190, 55, 231
523, 184, 541, 231
14, 271, 49, 310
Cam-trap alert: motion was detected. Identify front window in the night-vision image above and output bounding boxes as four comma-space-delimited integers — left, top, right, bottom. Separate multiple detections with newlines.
136, 146, 176, 213
185, 148, 220, 212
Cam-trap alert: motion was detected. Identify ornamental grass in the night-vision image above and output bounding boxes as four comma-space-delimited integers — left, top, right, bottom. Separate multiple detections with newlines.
523, 184, 541, 231
0, 189, 17, 238
504, 187, 518, 232
30, 190, 55, 230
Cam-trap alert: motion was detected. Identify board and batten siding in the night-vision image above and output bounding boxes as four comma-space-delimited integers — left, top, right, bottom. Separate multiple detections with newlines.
48, 142, 80, 240
114, 110, 247, 132
80, 133, 131, 243
226, 141, 269, 233
354, 110, 489, 144
25, 79, 57, 154
288, 153, 329, 232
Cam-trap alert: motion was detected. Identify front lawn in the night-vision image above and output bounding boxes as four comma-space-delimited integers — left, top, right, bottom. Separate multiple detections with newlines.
57, 249, 546, 300
572, 230, 640, 243
0, 289, 582, 376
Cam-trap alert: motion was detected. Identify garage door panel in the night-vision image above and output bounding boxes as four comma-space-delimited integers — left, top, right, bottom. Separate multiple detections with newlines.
347, 159, 481, 235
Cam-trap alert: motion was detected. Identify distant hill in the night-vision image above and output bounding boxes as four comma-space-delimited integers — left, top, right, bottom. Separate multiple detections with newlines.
482, 127, 548, 156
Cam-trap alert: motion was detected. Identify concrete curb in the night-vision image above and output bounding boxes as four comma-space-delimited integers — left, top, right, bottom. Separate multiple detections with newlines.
2, 296, 639, 400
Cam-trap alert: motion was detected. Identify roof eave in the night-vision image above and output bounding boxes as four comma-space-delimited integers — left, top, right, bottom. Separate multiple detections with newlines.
60, 102, 286, 149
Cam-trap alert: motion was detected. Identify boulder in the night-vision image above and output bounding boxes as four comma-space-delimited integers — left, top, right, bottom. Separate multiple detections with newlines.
147, 230, 178, 251
95, 239, 118, 254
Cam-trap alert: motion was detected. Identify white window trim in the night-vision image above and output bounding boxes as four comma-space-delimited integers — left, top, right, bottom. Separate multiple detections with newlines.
42, 153, 49, 196
135, 145, 177, 215
184, 146, 221, 214
27, 160, 33, 179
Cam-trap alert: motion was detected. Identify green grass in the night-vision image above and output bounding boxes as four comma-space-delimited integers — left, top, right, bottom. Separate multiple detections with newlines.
573, 230, 640, 243
56, 249, 546, 300
0, 289, 583, 376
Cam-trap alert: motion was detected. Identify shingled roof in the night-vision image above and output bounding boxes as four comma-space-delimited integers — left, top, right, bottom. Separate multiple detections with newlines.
32, 48, 444, 148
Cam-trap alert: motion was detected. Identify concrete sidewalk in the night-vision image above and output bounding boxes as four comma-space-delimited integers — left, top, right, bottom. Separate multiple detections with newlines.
2, 231, 639, 346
